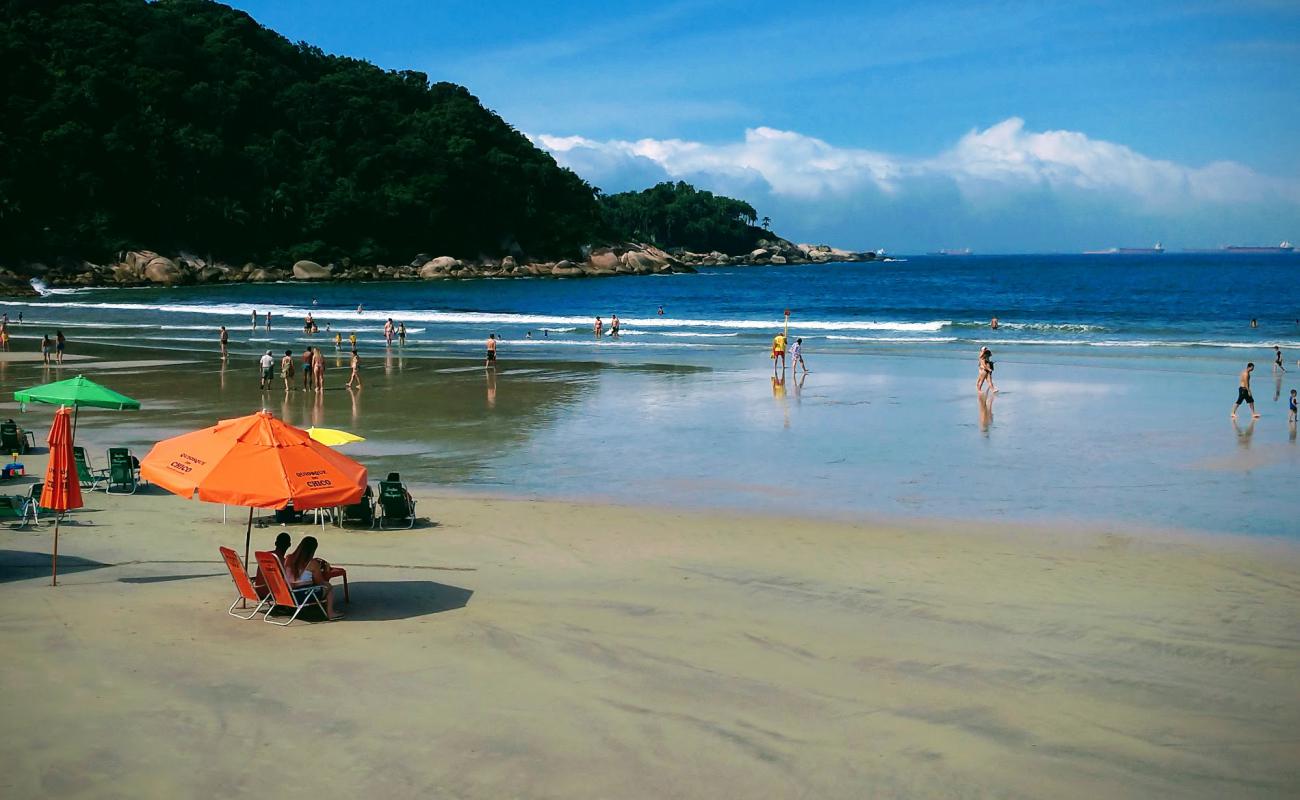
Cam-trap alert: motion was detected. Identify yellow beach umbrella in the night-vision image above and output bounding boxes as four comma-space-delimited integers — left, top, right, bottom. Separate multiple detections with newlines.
306, 427, 365, 447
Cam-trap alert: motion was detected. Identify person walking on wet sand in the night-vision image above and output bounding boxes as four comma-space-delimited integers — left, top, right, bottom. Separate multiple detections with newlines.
1273, 346, 1286, 374
55, 330, 66, 364
384, 318, 394, 346
39, 334, 51, 365
791, 337, 809, 374
280, 349, 295, 391
1289, 389, 1298, 424
978, 347, 998, 393
398, 322, 407, 346
1231, 362, 1259, 419
486, 333, 498, 368
258, 350, 274, 390
771, 331, 786, 374
219, 326, 229, 360
345, 349, 361, 389
264, 311, 272, 331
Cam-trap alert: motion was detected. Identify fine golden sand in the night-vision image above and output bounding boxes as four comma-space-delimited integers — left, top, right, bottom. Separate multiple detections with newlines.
2, 452, 1298, 799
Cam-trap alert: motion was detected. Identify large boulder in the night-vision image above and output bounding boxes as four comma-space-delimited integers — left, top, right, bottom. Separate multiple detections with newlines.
622, 249, 670, 273
248, 268, 277, 282
769, 255, 787, 265
144, 256, 184, 285
292, 260, 332, 280
587, 248, 621, 271
419, 256, 460, 279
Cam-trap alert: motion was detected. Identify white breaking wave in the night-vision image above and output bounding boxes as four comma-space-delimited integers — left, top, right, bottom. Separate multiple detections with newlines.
4, 298, 950, 333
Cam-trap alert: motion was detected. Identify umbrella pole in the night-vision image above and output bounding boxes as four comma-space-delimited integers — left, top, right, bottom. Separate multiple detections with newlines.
51, 516, 60, 586
72, 406, 78, 440
242, 506, 254, 609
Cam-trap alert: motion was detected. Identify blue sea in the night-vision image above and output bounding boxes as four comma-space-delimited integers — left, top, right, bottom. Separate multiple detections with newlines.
4, 253, 1298, 537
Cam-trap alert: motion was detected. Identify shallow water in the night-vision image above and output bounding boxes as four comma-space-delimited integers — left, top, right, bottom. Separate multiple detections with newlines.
2, 254, 1297, 537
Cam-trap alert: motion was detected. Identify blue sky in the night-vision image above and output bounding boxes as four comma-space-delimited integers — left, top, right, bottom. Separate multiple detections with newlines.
229, 0, 1299, 252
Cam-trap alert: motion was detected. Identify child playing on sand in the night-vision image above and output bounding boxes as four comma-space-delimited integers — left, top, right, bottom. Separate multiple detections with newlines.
1289, 389, 1297, 423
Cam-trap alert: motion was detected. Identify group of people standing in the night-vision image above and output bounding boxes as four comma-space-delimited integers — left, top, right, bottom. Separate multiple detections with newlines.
1232, 348, 1297, 423
0, 312, 65, 364
770, 331, 808, 375
227, 310, 414, 393
594, 315, 621, 337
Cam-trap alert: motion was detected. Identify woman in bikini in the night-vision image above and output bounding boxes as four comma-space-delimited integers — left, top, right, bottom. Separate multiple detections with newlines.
282, 536, 342, 620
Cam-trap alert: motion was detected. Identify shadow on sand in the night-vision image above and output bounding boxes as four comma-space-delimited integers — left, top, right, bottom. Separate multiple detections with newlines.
0, 549, 112, 583
334, 580, 473, 622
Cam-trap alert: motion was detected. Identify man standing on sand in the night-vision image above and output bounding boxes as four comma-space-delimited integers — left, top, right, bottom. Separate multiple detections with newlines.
1231, 362, 1259, 419
486, 333, 498, 368
302, 347, 314, 390
258, 350, 274, 390
771, 331, 786, 374
219, 326, 228, 359
1273, 346, 1286, 374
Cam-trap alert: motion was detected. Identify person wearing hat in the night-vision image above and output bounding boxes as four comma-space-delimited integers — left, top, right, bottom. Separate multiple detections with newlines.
259, 350, 275, 390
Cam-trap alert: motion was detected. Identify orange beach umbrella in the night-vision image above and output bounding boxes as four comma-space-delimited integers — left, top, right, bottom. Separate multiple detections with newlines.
43, 406, 84, 586
140, 410, 367, 568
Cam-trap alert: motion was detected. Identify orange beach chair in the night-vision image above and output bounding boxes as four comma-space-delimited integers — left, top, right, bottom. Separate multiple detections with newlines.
254, 550, 329, 626
220, 546, 270, 620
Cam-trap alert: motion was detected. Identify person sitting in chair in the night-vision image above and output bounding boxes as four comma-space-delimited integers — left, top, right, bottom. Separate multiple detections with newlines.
253, 532, 292, 598
283, 535, 343, 620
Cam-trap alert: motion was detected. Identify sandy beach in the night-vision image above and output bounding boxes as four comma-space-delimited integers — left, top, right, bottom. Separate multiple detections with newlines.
2, 447, 1298, 799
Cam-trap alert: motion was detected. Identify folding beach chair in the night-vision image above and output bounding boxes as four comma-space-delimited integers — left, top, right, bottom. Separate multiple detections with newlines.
1, 420, 34, 455
254, 550, 328, 626
104, 447, 140, 494
376, 479, 416, 529
220, 546, 270, 620
73, 446, 106, 490
339, 484, 375, 528
18, 481, 61, 528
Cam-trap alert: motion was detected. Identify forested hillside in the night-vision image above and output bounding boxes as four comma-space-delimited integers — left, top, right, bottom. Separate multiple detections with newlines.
0, 0, 603, 264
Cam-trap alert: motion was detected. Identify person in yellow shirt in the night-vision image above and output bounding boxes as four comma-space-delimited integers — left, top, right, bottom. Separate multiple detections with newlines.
771, 332, 786, 374
348, 332, 357, 349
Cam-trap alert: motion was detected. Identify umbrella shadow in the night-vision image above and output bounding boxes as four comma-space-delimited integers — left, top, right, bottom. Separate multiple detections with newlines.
119, 572, 224, 584
332, 580, 473, 621
0, 549, 112, 583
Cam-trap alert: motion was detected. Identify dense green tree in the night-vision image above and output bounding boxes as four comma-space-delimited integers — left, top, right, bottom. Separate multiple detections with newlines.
0, 0, 603, 264
599, 182, 769, 254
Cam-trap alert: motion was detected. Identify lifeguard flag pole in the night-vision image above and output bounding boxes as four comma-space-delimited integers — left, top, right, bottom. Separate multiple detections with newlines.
784, 309, 791, 339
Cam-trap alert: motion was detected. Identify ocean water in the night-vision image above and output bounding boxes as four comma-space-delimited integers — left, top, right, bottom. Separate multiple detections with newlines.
3, 254, 1298, 536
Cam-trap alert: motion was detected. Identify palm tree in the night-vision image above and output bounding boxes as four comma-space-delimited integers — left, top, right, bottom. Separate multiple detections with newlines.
761, 216, 771, 231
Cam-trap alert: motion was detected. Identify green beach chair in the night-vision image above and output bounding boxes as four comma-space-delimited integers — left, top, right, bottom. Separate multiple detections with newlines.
376, 479, 417, 529
340, 484, 375, 528
104, 448, 141, 495
73, 446, 106, 491
1, 420, 35, 455
0, 492, 27, 523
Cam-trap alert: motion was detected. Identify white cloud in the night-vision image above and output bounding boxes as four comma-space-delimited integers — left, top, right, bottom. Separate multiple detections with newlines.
532, 118, 1300, 251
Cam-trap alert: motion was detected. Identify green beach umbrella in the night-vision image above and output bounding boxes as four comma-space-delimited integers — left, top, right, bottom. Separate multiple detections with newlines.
14, 375, 141, 435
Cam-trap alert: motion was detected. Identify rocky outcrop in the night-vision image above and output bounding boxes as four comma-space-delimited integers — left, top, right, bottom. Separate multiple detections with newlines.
292, 260, 332, 280
0, 236, 877, 295
419, 256, 460, 279
144, 255, 184, 284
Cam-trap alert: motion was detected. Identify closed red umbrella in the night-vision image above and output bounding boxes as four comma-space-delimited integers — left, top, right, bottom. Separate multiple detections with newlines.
43, 405, 84, 586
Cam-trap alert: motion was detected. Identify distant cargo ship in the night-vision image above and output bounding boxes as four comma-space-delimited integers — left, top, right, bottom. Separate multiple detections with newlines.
1084, 242, 1164, 255
927, 248, 973, 256
1222, 241, 1293, 253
